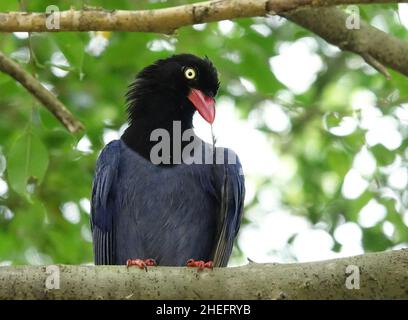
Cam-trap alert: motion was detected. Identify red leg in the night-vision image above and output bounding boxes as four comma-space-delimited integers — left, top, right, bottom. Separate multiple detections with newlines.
186, 259, 213, 270
126, 258, 156, 270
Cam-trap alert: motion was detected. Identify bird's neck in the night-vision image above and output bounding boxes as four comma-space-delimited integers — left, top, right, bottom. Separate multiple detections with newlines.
121, 98, 195, 164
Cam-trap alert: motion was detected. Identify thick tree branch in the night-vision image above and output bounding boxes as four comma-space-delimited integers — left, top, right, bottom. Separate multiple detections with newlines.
0, 249, 407, 299
0, 0, 406, 33
283, 7, 408, 77
0, 1, 407, 78
0, 51, 84, 133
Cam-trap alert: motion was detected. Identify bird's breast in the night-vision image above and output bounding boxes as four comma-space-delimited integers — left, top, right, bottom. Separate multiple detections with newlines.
113, 141, 218, 265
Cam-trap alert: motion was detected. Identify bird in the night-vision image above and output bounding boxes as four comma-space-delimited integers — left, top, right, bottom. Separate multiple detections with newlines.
91, 54, 245, 269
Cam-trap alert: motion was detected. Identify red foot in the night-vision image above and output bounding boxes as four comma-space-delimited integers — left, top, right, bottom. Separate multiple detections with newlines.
126, 258, 156, 271
186, 259, 213, 270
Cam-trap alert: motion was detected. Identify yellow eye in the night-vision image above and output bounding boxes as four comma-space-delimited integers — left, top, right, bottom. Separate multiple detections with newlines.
184, 68, 196, 80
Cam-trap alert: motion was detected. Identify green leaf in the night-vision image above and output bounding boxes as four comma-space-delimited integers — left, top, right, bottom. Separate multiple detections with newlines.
362, 225, 394, 252
0, 72, 11, 86
370, 144, 395, 166
7, 130, 49, 198
51, 33, 86, 76
323, 112, 342, 131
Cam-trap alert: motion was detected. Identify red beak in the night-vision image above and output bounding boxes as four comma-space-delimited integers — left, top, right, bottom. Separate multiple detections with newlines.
188, 89, 215, 124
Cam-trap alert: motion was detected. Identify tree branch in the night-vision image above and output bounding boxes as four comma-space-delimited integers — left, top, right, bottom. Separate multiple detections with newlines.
0, 51, 84, 133
282, 7, 408, 77
0, 0, 406, 33
0, 249, 407, 299
0, 1, 407, 78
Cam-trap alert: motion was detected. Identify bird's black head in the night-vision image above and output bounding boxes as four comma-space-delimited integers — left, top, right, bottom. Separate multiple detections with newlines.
122, 54, 220, 162
126, 54, 220, 126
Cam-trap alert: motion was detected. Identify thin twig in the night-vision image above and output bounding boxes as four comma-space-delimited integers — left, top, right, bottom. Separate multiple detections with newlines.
361, 53, 392, 80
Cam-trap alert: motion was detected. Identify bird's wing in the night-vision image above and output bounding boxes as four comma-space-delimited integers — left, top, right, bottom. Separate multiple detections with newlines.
211, 150, 245, 267
90, 140, 121, 265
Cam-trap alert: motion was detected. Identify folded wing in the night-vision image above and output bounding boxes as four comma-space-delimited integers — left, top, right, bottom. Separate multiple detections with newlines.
91, 140, 121, 265
211, 151, 245, 267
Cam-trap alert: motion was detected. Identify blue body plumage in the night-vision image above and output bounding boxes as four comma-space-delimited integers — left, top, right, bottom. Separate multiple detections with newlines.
91, 54, 245, 267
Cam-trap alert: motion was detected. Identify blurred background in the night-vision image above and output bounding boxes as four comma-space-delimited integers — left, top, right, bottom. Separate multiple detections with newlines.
0, 0, 407, 266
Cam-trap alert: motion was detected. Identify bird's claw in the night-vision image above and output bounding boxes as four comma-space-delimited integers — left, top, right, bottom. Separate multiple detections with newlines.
186, 259, 213, 270
126, 258, 156, 271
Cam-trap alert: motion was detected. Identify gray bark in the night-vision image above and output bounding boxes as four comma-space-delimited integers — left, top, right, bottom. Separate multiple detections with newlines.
0, 249, 407, 299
